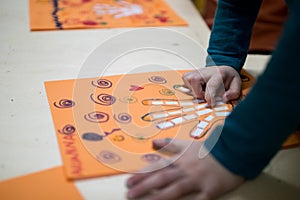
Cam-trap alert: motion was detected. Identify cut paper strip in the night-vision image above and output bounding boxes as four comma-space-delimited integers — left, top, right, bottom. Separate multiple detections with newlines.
44, 69, 300, 179
0, 167, 83, 200
29, 0, 188, 31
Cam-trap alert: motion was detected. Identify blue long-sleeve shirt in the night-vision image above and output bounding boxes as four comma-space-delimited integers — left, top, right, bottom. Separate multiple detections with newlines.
205, 0, 300, 179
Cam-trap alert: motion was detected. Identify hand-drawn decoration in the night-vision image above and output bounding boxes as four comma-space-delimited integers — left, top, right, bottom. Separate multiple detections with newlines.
119, 96, 138, 103
189, 118, 223, 139
54, 99, 75, 108
148, 76, 167, 84
154, 11, 169, 23
104, 128, 121, 136
159, 88, 175, 96
82, 132, 104, 141
90, 93, 116, 105
82, 129, 121, 141
141, 98, 232, 139
58, 124, 76, 135
141, 153, 162, 163
91, 79, 113, 89
84, 111, 109, 123
130, 134, 149, 143
129, 85, 144, 91
114, 113, 132, 123
173, 84, 192, 95
113, 135, 125, 142
52, 0, 63, 29
93, 1, 143, 19
97, 150, 122, 164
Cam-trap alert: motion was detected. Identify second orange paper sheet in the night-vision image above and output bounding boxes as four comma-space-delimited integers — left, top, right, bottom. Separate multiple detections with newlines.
29, 0, 187, 30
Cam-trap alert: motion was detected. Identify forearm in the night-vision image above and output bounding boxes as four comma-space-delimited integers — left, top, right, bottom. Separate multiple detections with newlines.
206, 2, 300, 179
206, 0, 262, 72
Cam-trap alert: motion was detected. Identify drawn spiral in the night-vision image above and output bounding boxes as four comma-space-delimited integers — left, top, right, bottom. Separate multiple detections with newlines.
159, 88, 175, 96
58, 124, 76, 135
141, 153, 162, 163
91, 79, 112, 89
90, 93, 116, 106
97, 150, 122, 164
84, 111, 109, 123
148, 76, 167, 84
114, 113, 132, 123
119, 96, 138, 104
53, 99, 75, 108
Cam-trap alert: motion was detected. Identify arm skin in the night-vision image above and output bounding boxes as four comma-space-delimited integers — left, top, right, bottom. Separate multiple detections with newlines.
206, 0, 300, 179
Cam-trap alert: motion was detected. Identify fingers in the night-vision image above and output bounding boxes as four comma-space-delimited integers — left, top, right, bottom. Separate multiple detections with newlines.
182, 71, 205, 99
127, 159, 175, 189
126, 172, 151, 189
223, 76, 242, 102
204, 74, 224, 107
152, 138, 192, 154
127, 167, 183, 199
143, 178, 196, 200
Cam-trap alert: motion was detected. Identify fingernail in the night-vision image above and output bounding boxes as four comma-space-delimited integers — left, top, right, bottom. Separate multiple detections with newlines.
164, 137, 172, 144
126, 182, 132, 189
127, 191, 136, 199
153, 138, 171, 150
152, 139, 165, 150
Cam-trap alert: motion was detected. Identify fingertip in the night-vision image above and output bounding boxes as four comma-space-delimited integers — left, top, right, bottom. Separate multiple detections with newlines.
126, 190, 136, 199
223, 91, 240, 102
126, 176, 136, 189
153, 138, 171, 150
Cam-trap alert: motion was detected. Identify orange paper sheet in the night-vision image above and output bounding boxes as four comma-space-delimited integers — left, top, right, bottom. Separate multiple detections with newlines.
29, 0, 187, 31
44, 70, 300, 180
0, 167, 83, 200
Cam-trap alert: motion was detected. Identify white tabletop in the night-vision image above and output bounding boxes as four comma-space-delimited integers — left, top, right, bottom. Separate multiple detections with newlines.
0, 0, 299, 199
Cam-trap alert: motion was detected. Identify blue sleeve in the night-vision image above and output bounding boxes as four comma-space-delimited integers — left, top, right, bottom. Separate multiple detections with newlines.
205, 1, 300, 179
206, 0, 262, 72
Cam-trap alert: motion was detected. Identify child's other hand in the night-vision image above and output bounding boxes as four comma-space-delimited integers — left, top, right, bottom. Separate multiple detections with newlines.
126, 138, 244, 200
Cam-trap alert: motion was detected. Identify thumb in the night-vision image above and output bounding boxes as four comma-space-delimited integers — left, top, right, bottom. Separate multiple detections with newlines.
153, 138, 191, 154
223, 76, 242, 102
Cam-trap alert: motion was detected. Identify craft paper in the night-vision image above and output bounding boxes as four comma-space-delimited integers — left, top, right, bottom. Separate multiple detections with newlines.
0, 167, 83, 200
44, 69, 300, 179
29, 0, 188, 31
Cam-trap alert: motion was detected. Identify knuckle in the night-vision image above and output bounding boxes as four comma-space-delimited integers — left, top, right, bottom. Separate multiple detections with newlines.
158, 170, 172, 181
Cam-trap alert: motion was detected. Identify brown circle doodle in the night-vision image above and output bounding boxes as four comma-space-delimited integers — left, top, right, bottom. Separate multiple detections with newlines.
97, 150, 122, 164
58, 124, 76, 135
90, 93, 116, 106
119, 96, 138, 104
91, 79, 112, 89
141, 153, 162, 163
113, 135, 125, 142
159, 88, 175, 96
84, 111, 109, 123
148, 76, 167, 84
54, 99, 75, 108
114, 113, 132, 123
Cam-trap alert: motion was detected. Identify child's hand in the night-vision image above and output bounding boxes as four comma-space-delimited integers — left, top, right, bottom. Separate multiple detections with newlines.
182, 66, 241, 107
126, 138, 244, 200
